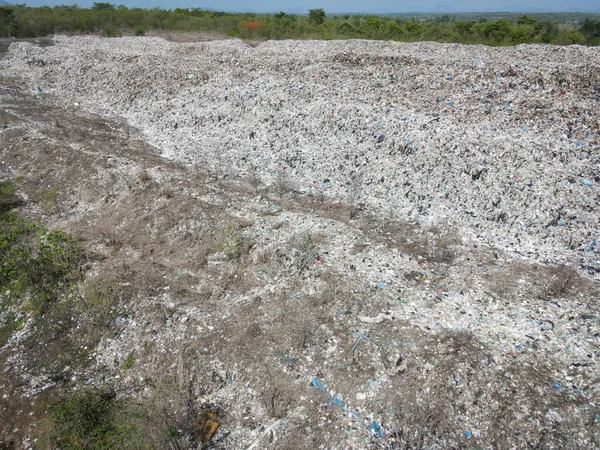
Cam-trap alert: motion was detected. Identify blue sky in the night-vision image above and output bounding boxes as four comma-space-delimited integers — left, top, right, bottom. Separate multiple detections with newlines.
18, 0, 600, 13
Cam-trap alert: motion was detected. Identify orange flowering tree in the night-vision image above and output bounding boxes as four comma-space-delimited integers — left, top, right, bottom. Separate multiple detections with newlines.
243, 21, 261, 32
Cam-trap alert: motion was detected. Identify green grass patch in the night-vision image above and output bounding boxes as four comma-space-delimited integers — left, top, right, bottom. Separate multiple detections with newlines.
0, 311, 25, 345
0, 180, 118, 370
0, 181, 83, 316
49, 388, 142, 450
122, 352, 135, 370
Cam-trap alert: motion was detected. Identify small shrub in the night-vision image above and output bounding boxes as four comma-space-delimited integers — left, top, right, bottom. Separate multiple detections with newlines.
0, 211, 83, 315
49, 388, 139, 450
103, 26, 122, 37
214, 222, 251, 260
122, 352, 135, 370
0, 180, 19, 211
0, 312, 25, 345
287, 232, 320, 272
138, 169, 151, 183
35, 187, 61, 214
133, 25, 145, 36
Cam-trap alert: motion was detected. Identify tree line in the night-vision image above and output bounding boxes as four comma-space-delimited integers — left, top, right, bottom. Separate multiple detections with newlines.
0, 4, 599, 46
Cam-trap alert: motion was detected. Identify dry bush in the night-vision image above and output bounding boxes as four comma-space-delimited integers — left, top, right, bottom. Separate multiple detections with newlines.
487, 261, 596, 304
138, 169, 151, 183
537, 265, 581, 300
91, 220, 123, 250
219, 303, 270, 366
172, 273, 198, 299
360, 325, 595, 449
271, 301, 326, 352
215, 262, 255, 294
275, 171, 291, 199
137, 374, 199, 449
260, 372, 293, 419
269, 417, 331, 450
159, 186, 175, 199
348, 171, 363, 219
312, 270, 349, 308
366, 219, 461, 266
389, 381, 454, 449
247, 166, 262, 193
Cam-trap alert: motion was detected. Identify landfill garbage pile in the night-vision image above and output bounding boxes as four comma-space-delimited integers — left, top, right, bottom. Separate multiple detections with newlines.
3, 36, 599, 278
1, 37, 600, 449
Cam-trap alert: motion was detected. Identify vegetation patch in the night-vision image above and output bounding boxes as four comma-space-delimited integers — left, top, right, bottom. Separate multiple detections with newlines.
0, 180, 120, 372
0, 4, 599, 46
49, 388, 141, 450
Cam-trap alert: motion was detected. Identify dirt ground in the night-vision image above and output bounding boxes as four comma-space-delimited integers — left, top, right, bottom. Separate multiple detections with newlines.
0, 63, 599, 449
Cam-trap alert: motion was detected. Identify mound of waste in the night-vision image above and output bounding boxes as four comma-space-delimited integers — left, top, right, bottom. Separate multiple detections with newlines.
3, 37, 599, 276
2, 36, 600, 449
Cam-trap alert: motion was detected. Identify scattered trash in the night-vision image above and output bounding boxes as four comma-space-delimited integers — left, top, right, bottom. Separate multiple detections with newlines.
245, 419, 286, 450
368, 422, 384, 438
281, 354, 295, 366
312, 377, 346, 410
5, 37, 600, 450
192, 410, 220, 444
358, 312, 394, 324
350, 331, 372, 352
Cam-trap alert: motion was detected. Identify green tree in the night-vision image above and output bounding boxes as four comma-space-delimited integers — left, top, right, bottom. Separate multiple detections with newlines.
91, 2, 116, 10
510, 26, 530, 44
536, 21, 559, 43
581, 18, 600, 38
386, 20, 403, 39
308, 8, 326, 25
454, 20, 476, 37
484, 19, 512, 42
563, 29, 585, 44
404, 20, 423, 35
517, 14, 537, 25
364, 15, 382, 35
337, 22, 354, 35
